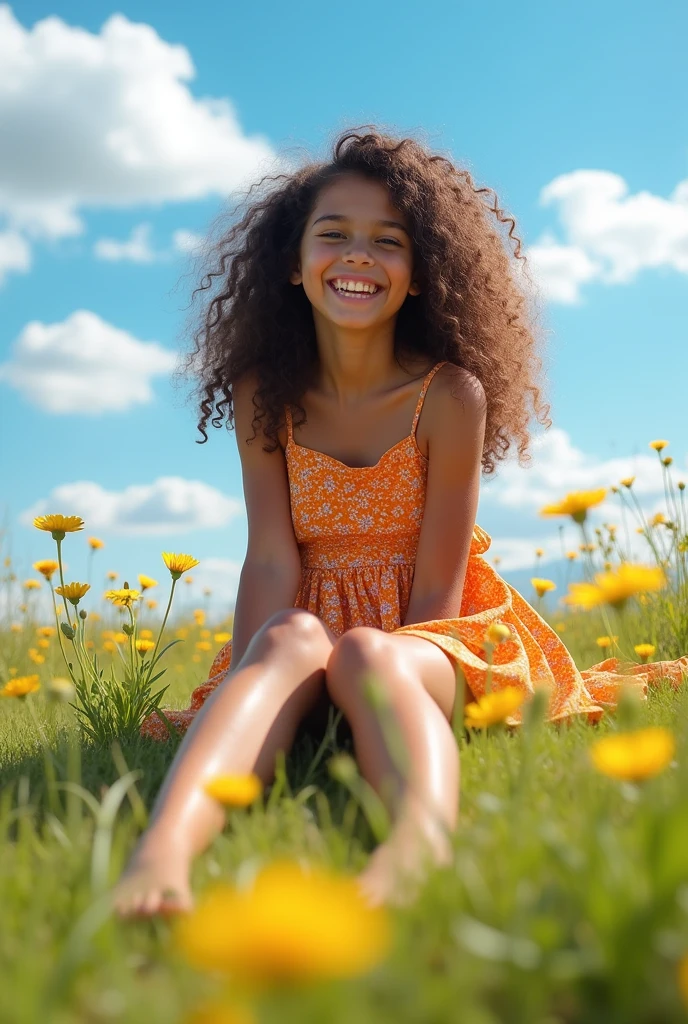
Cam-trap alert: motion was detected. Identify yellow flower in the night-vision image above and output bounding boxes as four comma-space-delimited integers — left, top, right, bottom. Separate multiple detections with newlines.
464, 686, 525, 729
10, 624, 22, 633
196, 641, 212, 652
55, 582, 90, 606
1, 675, 40, 698
534, 547, 544, 557
176, 627, 189, 640
23, 579, 41, 590
564, 563, 666, 611
113, 632, 128, 644
620, 477, 635, 488
485, 621, 512, 645
33, 560, 60, 580
88, 537, 104, 550
214, 632, 232, 644
37, 639, 50, 649
135, 639, 155, 655
649, 512, 667, 527
539, 489, 607, 525
204, 773, 263, 807
649, 439, 668, 452
103, 640, 116, 652
200, 629, 211, 639
147, 599, 158, 610
174, 859, 391, 985
566, 551, 578, 561
36, 626, 56, 638
107, 571, 118, 581
492, 556, 502, 565
531, 577, 556, 598
139, 628, 154, 639
184, 575, 194, 585
663, 456, 673, 466
590, 727, 674, 782
634, 643, 656, 663
162, 552, 199, 580
28, 649, 45, 664
105, 588, 141, 608
138, 574, 158, 591
33, 514, 84, 539
554, 621, 566, 632
595, 636, 618, 649
193, 609, 206, 627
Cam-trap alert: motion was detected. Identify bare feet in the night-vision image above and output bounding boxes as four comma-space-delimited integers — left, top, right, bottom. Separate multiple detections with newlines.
112, 845, 194, 918
356, 819, 454, 909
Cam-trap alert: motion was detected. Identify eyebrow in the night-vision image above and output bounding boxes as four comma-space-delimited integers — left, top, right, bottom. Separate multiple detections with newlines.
312, 214, 409, 236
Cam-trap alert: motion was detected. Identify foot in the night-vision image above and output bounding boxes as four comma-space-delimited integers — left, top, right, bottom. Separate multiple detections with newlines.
356, 819, 453, 909
112, 846, 194, 918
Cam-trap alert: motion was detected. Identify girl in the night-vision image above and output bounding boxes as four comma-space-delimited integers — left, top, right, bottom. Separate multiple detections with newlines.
115, 127, 688, 917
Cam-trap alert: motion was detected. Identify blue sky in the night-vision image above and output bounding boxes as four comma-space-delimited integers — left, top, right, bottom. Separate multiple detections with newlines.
1, 0, 686, 624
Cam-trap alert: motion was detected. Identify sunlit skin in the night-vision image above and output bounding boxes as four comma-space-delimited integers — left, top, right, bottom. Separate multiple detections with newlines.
289, 173, 421, 403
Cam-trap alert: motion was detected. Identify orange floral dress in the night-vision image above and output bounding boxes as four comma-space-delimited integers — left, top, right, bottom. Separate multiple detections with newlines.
140, 361, 688, 740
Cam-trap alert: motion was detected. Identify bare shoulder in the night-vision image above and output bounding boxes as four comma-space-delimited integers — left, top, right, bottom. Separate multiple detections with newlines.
434, 362, 487, 420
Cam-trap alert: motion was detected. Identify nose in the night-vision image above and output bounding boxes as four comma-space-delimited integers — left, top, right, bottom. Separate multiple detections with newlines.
342, 239, 374, 264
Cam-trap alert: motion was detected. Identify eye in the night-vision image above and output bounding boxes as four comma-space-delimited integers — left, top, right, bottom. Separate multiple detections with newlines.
318, 232, 401, 246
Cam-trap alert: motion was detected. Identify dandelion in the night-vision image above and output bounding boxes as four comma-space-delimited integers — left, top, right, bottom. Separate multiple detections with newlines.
1, 675, 41, 698
620, 477, 635, 488
23, 579, 41, 591
105, 588, 141, 608
464, 687, 525, 728
37, 639, 50, 650
531, 578, 556, 598
540, 489, 607, 525
103, 641, 116, 653
204, 773, 263, 807
147, 599, 158, 610
33, 560, 59, 580
107, 571, 118, 581
138, 574, 158, 591
184, 576, 194, 586
590, 727, 674, 782
162, 552, 199, 581
595, 636, 618, 650
649, 440, 669, 452
33, 514, 84, 540
634, 643, 656, 663
649, 512, 667, 527
564, 563, 666, 611
36, 626, 55, 639
174, 859, 391, 985
113, 632, 128, 645
135, 639, 155, 656
566, 551, 578, 561
663, 456, 673, 466
55, 582, 90, 606
88, 537, 104, 550
28, 649, 45, 664
139, 628, 154, 639
534, 547, 544, 557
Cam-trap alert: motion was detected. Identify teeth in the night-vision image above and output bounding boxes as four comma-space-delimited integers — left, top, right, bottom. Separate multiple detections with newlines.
332, 279, 379, 294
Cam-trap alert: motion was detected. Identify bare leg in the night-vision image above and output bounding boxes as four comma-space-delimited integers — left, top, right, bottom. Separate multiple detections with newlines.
325, 630, 459, 908
113, 610, 335, 917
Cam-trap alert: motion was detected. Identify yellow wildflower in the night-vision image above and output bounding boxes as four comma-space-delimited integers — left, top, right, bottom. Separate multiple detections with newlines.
113, 632, 128, 645
564, 564, 666, 611
23, 579, 41, 590
649, 440, 668, 452
147, 599, 158, 610
534, 547, 544, 557
103, 641, 116, 652
28, 649, 45, 664
55, 582, 90, 606
138, 574, 158, 591
590, 727, 674, 782
620, 477, 635, 488
485, 621, 512, 645
540, 489, 607, 525
174, 859, 391, 985
36, 626, 56, 638
176, 628, 189, 640
204, 773, 263, 807
105, 588, 141, 608
649, 512, 667, 527
107, 571, 118, 581
88, 537, 104, 550
1, 675, 40, 698
33, 559, 59, 580
200, 629, 211, 639
196, 641, 212, 652
595, 636, 618, 650
10, 624, 22, 633
135, 639, 155, 656
214, 632, 232, 644
554, 622, 566, 632
37, 639, 50, 649
531, 578, 556, 598
193, 609, 206, 627
33, 514, 84, 539
464, 686, 525, 729
634, 643, 656, 663
663, 456, 673, 466
162, 552, 199, 580
566, 551, 578, 561
139, 628, 154, 639
492, 555, 502, 565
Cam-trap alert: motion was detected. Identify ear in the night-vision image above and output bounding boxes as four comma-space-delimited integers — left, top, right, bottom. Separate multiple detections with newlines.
408, 280, 420, 296
290, 263, 302, 286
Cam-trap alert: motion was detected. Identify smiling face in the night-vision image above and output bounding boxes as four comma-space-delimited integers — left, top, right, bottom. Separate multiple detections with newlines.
290, 173, 420, 328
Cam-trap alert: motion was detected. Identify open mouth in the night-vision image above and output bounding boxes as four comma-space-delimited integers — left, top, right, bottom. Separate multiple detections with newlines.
327, 280, 383, 301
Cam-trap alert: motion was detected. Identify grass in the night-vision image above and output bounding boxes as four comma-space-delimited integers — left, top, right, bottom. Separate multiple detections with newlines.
2, 643, 688, 1024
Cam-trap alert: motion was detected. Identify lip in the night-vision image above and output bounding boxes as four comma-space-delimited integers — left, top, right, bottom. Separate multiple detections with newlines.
326, 274, 384, 288
326, 280, 383, 302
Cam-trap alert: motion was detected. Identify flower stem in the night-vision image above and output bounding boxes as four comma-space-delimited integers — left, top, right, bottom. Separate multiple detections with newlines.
143, 578, 177, 686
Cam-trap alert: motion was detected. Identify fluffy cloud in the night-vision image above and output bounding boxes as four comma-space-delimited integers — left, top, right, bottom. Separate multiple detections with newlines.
20, 477, 244, 535
0, 309, 177, 413
526, 170, 688, 304
0, 4, 283, 280
93, 223, 206, 263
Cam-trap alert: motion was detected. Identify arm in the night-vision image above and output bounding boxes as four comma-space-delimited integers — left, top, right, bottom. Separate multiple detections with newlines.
402, 367, 487, 627
229, 560, 301, 666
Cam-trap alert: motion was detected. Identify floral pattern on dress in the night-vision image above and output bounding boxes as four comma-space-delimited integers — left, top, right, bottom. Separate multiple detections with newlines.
140, 361, 688, 740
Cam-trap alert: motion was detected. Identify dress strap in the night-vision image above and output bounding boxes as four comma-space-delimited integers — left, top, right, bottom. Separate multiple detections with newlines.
411, 361, 448, 438
284, 403, 293, 442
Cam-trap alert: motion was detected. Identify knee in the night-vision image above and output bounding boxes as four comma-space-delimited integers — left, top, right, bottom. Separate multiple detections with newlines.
325, 627, 397, 705
258, 608, 331, 656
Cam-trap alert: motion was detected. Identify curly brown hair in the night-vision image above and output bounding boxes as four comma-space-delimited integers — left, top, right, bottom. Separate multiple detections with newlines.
175, 124, 552, 475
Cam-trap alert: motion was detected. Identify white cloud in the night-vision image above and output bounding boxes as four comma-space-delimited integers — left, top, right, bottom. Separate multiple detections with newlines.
526, 170, 688, 304
0, 309, 177, 413
0, 228, 31, 285
93, 222, 158, 263
20, 476, 244, 535
0, 4, 284, 282
171, 228, 206, 254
